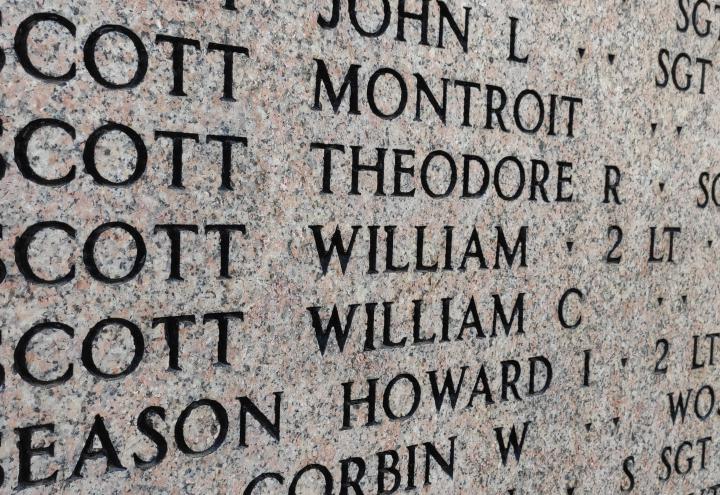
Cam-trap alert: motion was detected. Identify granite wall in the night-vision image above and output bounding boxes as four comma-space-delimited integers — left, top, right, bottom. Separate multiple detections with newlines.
0, 0, 717, 493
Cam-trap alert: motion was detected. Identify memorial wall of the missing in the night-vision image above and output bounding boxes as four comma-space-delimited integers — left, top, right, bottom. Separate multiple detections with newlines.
0, 0, 717, 493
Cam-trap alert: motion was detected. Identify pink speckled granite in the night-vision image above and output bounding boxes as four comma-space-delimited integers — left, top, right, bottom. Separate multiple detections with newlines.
0, 1, 718, 494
